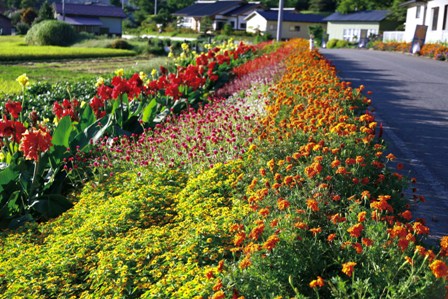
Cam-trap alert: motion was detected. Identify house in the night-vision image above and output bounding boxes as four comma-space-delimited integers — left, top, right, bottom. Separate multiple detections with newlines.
245, 9, 326, 39
324, 10, 397, 42
53, 3, 126, 36
403, 0, 448, 43
0, 15, 12, 35
173, 0, 261, 32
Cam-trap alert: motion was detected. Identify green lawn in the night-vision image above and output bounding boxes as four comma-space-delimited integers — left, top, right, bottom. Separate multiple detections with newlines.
0, 36, 135, 62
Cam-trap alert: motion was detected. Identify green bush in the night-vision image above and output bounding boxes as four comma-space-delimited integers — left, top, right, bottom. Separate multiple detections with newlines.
110, 38, 132, 50
326, 38, 338, 48
25, 20, 78, 46
336, 39, 349, 48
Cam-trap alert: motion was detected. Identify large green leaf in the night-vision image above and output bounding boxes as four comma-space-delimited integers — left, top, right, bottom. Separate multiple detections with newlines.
142, 98, 157, 124
30, 194, 73, 219
52, 116, 73, 148
0, 165, 19, 193
80, 105, 95, 132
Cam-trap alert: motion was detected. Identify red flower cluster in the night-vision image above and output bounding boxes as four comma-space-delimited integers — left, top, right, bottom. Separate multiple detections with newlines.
0, 118, 26, 143
53, 99, 80, 122
96, 73, 145, 101
5, 100, 22, 119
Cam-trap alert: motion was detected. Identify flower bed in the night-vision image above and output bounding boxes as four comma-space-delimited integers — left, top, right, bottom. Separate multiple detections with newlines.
371, 40, 448, 61
0, 39, 447, 298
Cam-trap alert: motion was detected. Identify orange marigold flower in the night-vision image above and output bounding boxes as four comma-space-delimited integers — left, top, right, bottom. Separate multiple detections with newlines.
259, 168, 267, 176
332, 195, 341, 201
263, 234, 280, 251
239, 256, 252, 269
249, 223, 265, 240
277, 198, 290, 210
331, 159, 341, 168
211, 290, 225, 299
258, 208, 270, 217
310, 227, 322, 236
306, 199, 319, 212
405, 256, 414, 266
440, 236, 448, 251
357, 211, 367, 222
386, 153, 396, 161
327, 233, 336, 242
361, 190, 371, 200
362, 238, 373, 247
347, 223, 364, 238
400, 210, 413, 221
267, 159, 275, 172
283, 175, 293, 185
397, 238, 409, 251
233, 232, 246, 246
342, 262, 357, 277
413, 222, 430, 235
19, 127, 53, 161
217, 260, 225, 272
212, 279, 223, 291
355, 156, 364, 163
430, 260, 448, 279
309, 276, 325, 288
294, 221, 308, 230
352, 242, 363, 254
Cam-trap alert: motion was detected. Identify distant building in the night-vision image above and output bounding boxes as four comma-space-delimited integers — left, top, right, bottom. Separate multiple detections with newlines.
324, 10, 396, 42
0, 14, 12, 35
403, 0, 448, 43
245, 10, 326, 39
53, 2, 126, 36
174, 1, 261, 32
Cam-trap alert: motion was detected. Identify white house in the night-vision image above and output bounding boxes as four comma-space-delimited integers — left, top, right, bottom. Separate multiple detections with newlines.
173, 1, 261, 32
403, 0, 448, 43
324, 10, 397, 42
245, 10, 326, 39
53, 3, 126, 36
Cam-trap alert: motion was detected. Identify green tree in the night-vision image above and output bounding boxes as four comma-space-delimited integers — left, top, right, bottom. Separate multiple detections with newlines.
309, 0, 337, 12
336, 0, 391, 13
200, 16, 213, 34
387, 0, 406, 30
110, 0, 122, 7
33, 0, 54, 24
20, 7, 37, 25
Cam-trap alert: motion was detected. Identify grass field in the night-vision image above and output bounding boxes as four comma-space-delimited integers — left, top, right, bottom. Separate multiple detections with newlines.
0, 36, 135, 62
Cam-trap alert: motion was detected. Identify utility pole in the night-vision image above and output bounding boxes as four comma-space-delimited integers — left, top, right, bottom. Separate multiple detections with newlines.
276, 0, 284, 41
62, 0, 65, 21
154, 0, 157, 15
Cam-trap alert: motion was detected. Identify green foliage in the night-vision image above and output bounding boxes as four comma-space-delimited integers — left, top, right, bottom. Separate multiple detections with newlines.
110, 38, 133, 50
20, 7, 37, 25
327, 38, 349, 48
336, 0, 391, 13
327, 38, 338, 48
25, 20, 78, 46
15, 21, 30, 34
32, 0, 54, 25
309, 0, 337, 12
336, 39, 349, 48
309, 24, 324, 45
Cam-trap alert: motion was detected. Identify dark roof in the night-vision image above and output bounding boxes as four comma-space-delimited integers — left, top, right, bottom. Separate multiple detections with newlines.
249, 10, 325, 23
224, 3, 260, 16
173, 1, 242, 17
0, 14, 11, 21
54, 3, 126, 18
323, 10, 389, 22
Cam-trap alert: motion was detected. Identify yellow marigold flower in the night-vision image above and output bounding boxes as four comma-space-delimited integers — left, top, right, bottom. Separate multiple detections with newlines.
151, 68, 158, 77
95, 76, 105, 87
16, 73, 29, 88
342, 261, 357, 277
168, 51, 174, 58
115, 68, 124, 77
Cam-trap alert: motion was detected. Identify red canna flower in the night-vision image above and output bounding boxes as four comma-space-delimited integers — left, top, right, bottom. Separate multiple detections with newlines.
19, 127, 52, 161
0, 118, 26, 143
5, 100, 22, 119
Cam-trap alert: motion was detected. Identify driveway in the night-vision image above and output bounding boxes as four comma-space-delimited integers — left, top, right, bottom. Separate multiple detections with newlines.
320, 48, 448, 244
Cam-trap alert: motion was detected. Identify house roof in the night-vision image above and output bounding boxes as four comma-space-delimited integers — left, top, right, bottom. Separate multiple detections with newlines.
173, 1, 243, 17
323, 10, 389, 22
224, 3, 260, 16
247, 10, 325, 23
54, 3, 126, 18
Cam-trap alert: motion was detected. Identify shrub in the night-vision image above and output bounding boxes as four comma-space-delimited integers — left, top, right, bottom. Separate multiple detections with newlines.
336, 39, 349, 48
15, 22, 30, 35
327, 38, 338, 48
110, 38, 132, 50
25, 20, 78, 46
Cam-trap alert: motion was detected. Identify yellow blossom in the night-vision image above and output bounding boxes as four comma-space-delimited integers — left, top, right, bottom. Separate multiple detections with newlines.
115, 68, 124, 77
139, 71, 147, 81
95, 77, 105, 87
16, 73, 29, 88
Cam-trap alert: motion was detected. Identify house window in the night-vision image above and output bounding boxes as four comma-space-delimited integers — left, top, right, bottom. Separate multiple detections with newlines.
240, 23, 246, 29
432, 7, 439, 30
443, 5, 448, 30
289, 25, 300, 32
269, 24, 275, 30
230, 21, 235, 28
416, 5, 421, 18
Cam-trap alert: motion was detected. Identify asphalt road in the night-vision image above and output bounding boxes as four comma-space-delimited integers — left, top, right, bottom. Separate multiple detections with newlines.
320, 48, 448, 244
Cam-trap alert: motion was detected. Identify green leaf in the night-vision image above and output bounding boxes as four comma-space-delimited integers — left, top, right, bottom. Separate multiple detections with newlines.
142, 99, 157, 123
30, 194, 73, 219
52, 116, 73, 148
80, 105, 95, 132
0, 165, 19, 193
